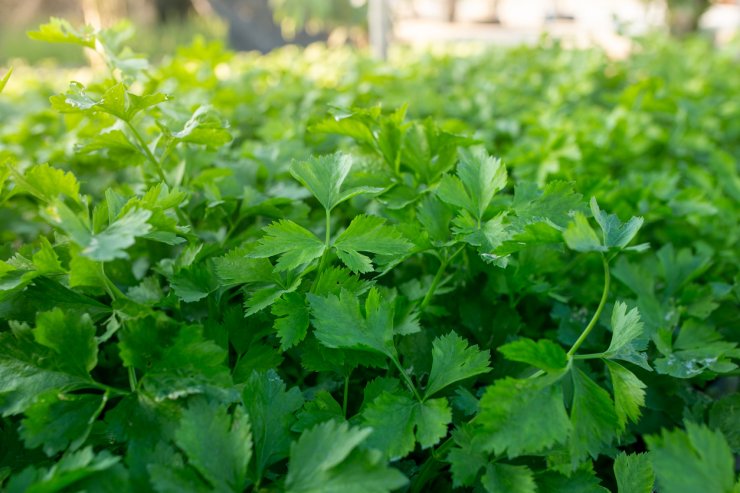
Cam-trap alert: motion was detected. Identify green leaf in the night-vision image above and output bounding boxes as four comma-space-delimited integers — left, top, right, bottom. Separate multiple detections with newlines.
603, 302, 650, 369
290, 153, 381, 212
12, 164, 81, 204
498, 338, 567, 373
83, 208, 152, 262
294, 391, 344, 432
590, 197, 647, 251
169, 105, 231, 147
213, 248, 273, 287
174, 398, 251, 492
482, 463, 537, 493
709, 394, 740, 453
537, 468, 610, 493
250, 219, 325, 272
654, 321, 738, 378
478, 375, 571, 457
51, 82, 168, 122
605, 360, 646, 430
362, 392, 451, 459
614, 452, 654, 493
5, 447, 121, 493
242, 370, 304, 480
438, 147, 507, 220
34, 308, 98, 377
123, 323, 232, 402
646, 422, 736, 493
286, 420, 408, 493
0, 331, 91, 416
244, 280, 301, 317
569, 367, 619, 467
20, 390, 103, 456
424, 332, 490, 399
170, 264, 219, 303
605, 302, 644, 354
446, 424, 489, 487
27, 18, 95, 47
272, 292, 310, 350
563, 212, 604, 253
333, 215, 413, 274
0, 66, 12, 93
511, 180, 583, 229
307, 288, 395, 357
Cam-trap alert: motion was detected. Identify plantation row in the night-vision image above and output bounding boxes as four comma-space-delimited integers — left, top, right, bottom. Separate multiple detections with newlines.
0, 19, 738, 493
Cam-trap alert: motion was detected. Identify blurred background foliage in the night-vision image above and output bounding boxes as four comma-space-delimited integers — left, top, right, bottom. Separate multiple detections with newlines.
0, 0, 737, 65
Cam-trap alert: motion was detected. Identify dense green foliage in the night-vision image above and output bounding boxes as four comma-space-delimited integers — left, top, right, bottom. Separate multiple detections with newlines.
0, 19, 739, 493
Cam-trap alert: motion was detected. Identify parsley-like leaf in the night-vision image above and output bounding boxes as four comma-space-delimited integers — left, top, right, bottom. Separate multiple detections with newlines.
568, 367, 619, 467
308, 288, 396, 358
250, 219, 325, 272
363, 391, 451, 459
437, 147, 507, 221
243, 370, 304, 481
482, 463, 537, 493
614, 452, 654, 493
290, 153, 382, 212
605, 360, 646, 430
424, 332, 490, 399
34, 308, 98, 377
646, 422, 736, 493
478, 375, 571, 457
499, 338, 567, 373
285, 420, 408, 493
173, 398, 251, 492
333, 215, 413, 274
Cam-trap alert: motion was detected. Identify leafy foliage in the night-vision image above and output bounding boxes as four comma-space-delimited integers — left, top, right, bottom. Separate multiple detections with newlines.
0, 18, 738, 493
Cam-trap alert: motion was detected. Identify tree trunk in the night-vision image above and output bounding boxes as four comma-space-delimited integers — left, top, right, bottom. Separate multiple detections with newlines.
445, 0, 457, 22
666, 0, 712, 36
206, 0, 326, 53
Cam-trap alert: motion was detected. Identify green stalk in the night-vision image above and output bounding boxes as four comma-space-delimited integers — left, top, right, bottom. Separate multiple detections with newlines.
391, 356, 423, 402
99, 263, 126, 300
125, 120, 168, 185
566, 254, 610, 358
128, 366, 138, 392
310, 209, 332, 293
419, 245, 464, 311
342, 374, 350, 418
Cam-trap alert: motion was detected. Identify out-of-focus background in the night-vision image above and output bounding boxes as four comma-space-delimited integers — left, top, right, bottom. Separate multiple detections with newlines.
1, 0, 739, 64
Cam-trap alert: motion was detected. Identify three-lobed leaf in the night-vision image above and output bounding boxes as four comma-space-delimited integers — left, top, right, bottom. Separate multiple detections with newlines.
437, 147, 507, 221
290, 153, 382, 212
250, 219, 325, 272
333, 215, 413, 274
425, 332, 490, 399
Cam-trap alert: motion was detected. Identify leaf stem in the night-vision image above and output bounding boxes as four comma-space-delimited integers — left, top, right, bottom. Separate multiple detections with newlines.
566, 254, 610, 358
99, 263, 125, 301
342, 374, 350, 418
125, 120, 168, 185
391, 356, 423, 402
419, 245, 464, 311
91, 381, 129, 397
128, 366, 138, 392
310, 209, 332, 293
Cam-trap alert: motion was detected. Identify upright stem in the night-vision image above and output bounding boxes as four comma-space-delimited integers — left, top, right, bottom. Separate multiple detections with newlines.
391, 356, 423, 402
125, 120, 168, 185
311, 209, 332, 293
419, 245, 464, 311
128, 367, 138, 392
342, 374, 350, 418
99, 263, 125, 300
566, 254, 610, 358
